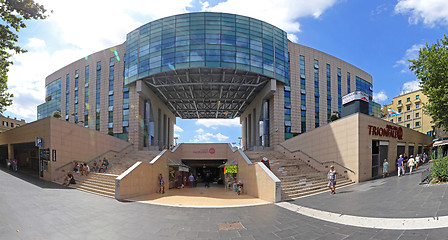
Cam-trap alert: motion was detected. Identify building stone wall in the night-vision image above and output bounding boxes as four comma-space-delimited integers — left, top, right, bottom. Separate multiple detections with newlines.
288, 43, 372, 135
280, 113, 433, 182
0, 117, 129, 181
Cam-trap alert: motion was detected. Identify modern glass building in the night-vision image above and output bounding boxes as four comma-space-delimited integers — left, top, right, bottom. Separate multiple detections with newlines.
37, 12, 373, 150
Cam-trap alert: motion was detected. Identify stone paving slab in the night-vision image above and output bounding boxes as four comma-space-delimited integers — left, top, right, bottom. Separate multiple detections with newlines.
293, 164, 448, 218
1, 167, 448, 240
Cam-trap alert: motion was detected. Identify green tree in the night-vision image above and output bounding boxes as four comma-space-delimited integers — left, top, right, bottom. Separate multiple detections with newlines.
51, 110, 61, 118
409, 35, 448, 129
0, 0, 47, 112
330, 114, 340, 122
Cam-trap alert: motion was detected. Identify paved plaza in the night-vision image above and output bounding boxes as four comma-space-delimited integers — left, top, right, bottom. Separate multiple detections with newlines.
1, 164, 448, 240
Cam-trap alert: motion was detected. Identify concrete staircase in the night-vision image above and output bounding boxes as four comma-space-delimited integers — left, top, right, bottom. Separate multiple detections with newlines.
63, 150, 161, 198
244, 150, 355, 200
73, 173, 117, 198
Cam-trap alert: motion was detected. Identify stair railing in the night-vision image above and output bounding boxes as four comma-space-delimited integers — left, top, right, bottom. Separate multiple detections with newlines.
55, 143, 133, 173
278, 144, 355, 174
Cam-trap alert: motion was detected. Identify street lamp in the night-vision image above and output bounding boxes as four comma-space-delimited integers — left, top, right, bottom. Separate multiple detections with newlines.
174, 137, 178, 146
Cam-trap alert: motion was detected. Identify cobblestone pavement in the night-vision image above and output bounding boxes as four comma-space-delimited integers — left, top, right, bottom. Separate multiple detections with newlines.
1, 167, 447, 240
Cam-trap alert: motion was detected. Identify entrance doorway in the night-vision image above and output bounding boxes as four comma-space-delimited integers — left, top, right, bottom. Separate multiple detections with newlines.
182, 160, 226, 187
372, 140, 380, 178
13, 142, 39, 176
0, 144, 8, 168
372, 140, 389, 178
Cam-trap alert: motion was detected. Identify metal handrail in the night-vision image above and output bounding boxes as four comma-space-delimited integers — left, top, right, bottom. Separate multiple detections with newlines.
278, 144, 355, 174
55, 143, 133, 171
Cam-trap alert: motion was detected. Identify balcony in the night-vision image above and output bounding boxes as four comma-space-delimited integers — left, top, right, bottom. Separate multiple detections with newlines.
405, 101, 412, 106
414, 98, 421, 103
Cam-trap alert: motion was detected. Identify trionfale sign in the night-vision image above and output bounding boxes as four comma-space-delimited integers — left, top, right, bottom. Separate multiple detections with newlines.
368, 124, 403, 140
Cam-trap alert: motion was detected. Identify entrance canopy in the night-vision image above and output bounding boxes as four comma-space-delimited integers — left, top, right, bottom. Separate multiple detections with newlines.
142, 67, 271, 119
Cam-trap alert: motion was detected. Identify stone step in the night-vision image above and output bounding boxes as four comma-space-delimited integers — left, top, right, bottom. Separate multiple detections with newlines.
77, 178, 115, 188
282, 179, 353, 196
282, 177, 338, 188
76, 181, 115, 192
282, 178, 350, 191
279, 174, 327, 182
283, 181, 354, 199
75, 184, 115, 198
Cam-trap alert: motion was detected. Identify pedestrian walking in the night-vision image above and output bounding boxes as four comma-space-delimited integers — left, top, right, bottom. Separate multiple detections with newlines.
408, 155, 415, 175
415, 154, 420, 170
397, 155, 404, 177
188, 174, 194, 188
158, 173, 165, 194
327, 165, 337, 194
382, 159, 389, 178
402, 153, 408, 174
12, 158, 18, 172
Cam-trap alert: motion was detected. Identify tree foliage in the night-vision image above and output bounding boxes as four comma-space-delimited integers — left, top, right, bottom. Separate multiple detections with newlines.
51, 110, 61, 118
409, 35, 448, 129
0, 0, 47, 112
330, 114, 340, 122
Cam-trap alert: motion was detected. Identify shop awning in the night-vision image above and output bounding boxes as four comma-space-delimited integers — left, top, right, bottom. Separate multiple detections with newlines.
433, 139, 448, 147
168, 159, 190, 168
218, 159, 238, 168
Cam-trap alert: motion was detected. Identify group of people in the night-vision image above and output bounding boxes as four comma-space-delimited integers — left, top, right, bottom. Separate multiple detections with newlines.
327, 152, 429, 194
396, 152, 427, 177
73, 158, 109, 176
7, 158, 18, 172
175, 173, 203, 189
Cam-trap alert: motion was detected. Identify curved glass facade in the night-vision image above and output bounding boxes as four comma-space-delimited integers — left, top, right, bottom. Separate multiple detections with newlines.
124, 12, 289, 84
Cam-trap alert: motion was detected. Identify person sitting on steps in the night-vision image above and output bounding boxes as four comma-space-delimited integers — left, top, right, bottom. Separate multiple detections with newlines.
63, 171, 76, 186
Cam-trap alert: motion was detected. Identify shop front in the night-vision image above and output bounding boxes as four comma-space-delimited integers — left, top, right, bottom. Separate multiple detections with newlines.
168, 159, 190, 189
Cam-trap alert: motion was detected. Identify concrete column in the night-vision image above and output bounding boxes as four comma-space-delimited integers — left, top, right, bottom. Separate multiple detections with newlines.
241, 118, 246, 150
8, 144, 14, 160
269, 82, 285, 146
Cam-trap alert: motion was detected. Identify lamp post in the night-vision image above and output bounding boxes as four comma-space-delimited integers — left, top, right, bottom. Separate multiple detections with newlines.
238, 137, 242, 149
174, 137, 178, 146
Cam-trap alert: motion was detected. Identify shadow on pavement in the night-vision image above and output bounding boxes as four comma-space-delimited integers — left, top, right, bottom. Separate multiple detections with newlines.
0, 167, 71, 190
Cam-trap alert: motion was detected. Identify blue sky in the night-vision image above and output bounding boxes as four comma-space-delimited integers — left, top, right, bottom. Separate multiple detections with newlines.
5, 0, 448, 145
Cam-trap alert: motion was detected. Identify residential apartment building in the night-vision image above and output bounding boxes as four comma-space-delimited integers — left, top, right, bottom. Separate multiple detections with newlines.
0, 115, 26, 133
382, 90, 433, 136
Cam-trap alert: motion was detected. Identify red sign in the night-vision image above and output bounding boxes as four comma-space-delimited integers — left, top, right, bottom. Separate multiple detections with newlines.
368, 124, 403, 140
209, 148, 215, 154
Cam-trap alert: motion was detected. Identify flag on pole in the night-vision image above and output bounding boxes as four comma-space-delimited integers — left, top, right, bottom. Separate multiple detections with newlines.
388, 108, 400, 116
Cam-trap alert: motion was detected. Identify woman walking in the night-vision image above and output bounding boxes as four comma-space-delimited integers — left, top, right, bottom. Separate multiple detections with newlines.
408, 155, 415, 175
382, 159, 389, 178
327, 165, 337, 194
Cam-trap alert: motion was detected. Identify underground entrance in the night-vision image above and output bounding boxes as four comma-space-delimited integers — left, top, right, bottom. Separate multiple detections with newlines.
3, 142, 40, 177
116, 143, 280, 206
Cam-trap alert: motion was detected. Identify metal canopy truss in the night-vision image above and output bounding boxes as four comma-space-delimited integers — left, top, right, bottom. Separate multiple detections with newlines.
142, 68, 271, 119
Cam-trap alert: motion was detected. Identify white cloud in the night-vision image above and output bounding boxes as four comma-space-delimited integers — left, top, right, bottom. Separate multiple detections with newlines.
26, 38, 46, 49
196, 128, 205, 133
394, 44, 424, 73
191, 132, 230, 143
174, 124, 183, 138
401, 80, 421, 93
373, 91, 388, 103
395, 0, 448, 26
287, 33, 299, 43
38, 0, 194, 53
7, 0, 194, 121
215, 133, 229, 141
174, 125, 184, 133
195, 118, 241, 128
203, 0, 338, 41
